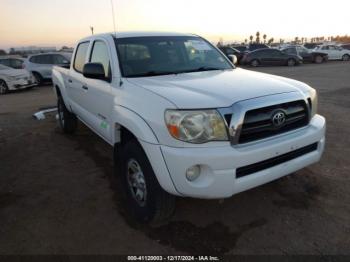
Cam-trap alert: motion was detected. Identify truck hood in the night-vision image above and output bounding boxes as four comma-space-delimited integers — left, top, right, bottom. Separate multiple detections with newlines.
127, 68, 304, 108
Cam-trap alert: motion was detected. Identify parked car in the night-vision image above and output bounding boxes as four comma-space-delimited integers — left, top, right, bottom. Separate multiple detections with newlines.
0, 64, 37, 95
282, 46, 328, 63
304, 43, 322, 50
242, 48, 302, 67
339, 44, 350, 50
24, 52, 72, 84
0, 57, 25, 69
314, 45, 350, 61
52, 32, 325, 223
219, 46, 244, 63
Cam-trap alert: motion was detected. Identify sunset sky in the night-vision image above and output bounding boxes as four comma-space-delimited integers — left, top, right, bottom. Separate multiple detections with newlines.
1, 0, 349, 50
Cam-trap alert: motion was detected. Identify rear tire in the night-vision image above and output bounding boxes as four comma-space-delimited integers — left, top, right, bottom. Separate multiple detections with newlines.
0, 80, 8, 95
342, 54, 350, 61
250, 59, 260, 67
117, 140, 175, 224
57, 96, 77, 134
287, 58, 296, 67
32, 72, 43, 85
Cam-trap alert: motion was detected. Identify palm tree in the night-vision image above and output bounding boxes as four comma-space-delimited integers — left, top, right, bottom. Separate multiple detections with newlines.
249, 35, 253, 44
294, 37, 299, 44
244, 39, 248, 44
256, 31, 260, 43
263, 34, 267, 44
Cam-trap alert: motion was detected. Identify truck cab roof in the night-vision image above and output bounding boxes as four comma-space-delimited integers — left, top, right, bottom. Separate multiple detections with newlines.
80, 31, 197, 42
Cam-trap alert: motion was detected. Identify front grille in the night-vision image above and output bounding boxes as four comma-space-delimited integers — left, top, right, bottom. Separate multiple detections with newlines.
239, 100, 309, 144
236, 143, 318, 178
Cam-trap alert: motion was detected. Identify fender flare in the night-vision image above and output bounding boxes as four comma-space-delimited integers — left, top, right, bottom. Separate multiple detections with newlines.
112, 105, 159, 145
52, 72, 71, 111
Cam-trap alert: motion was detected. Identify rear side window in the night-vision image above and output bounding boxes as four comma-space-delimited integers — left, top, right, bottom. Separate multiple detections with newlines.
11, 59, 24, 69
0, 59, 11, 67
74, 42, 90, 73
53, 55, 70, 65
283, 48, 296, 55
30, 55, 53, 64
90, 41, 111, 78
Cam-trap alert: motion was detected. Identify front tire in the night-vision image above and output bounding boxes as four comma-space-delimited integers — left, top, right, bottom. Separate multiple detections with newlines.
342, 54, 350, 61
314, 55, 323, 64
117, 140, 175, 224
32, 72, 43, 85
250, 59, 260, 67
0, 80, 8, 95
287, 58, 296, 66
57, 96, 77, 134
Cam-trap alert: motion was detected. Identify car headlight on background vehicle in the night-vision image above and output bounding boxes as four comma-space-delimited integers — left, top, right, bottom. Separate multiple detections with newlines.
309, 88, 318, 118
7, 76, 17, 81
165, 110, 228, 143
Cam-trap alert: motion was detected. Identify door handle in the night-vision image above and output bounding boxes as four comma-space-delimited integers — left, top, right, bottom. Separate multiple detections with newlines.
82, 85, 88, 90
68, 79, 73, 83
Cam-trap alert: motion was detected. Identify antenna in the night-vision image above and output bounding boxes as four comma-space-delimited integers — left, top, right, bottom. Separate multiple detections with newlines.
110, 0, 117, 37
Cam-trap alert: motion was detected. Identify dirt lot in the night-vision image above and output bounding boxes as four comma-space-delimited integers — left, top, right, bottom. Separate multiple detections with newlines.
0, 62, 349, 255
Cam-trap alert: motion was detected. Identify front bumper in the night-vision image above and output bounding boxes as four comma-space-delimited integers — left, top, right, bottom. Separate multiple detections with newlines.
8, 79, 37, 90
149, 115, 325, 199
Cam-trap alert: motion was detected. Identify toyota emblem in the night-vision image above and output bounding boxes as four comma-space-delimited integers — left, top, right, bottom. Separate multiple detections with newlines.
272, 111, 286, 127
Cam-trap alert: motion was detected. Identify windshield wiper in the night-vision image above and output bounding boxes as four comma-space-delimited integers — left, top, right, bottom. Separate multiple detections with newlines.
127, 71, 176, 78
176, 67, 225, 74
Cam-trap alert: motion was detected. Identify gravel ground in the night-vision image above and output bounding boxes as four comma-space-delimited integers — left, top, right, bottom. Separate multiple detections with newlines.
0, 61, 349, 255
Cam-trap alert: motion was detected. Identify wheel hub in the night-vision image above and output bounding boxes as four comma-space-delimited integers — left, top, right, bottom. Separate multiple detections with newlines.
127, 159, 147, 207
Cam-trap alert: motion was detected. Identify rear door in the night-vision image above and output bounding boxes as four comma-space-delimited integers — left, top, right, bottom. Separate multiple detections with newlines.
35, 55, 54, 78
83, 39, 114, 142
262, 49, 284, 65
66, 41, 90, 120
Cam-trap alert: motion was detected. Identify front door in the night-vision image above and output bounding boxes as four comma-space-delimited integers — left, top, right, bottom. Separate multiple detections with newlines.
83, 39, 114, 143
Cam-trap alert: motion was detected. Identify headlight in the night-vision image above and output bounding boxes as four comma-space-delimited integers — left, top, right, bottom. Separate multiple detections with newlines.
309, 88, 318, 118
7, 76, 17, 81
165, 110, 228, 143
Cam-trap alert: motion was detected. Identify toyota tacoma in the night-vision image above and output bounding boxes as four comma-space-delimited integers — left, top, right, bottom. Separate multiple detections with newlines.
52, 32, 326, 223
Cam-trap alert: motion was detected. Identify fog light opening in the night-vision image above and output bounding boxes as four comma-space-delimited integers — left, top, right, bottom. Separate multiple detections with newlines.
186, 165, 201, 182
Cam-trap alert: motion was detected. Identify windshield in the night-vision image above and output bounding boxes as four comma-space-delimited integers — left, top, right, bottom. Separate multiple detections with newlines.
115, 36, 233, 77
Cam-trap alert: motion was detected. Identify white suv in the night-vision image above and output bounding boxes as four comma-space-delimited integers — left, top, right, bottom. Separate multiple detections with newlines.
24, 52, 72, 84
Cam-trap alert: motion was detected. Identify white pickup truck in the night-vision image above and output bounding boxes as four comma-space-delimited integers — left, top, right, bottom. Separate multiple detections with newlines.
52, 32, 326, 223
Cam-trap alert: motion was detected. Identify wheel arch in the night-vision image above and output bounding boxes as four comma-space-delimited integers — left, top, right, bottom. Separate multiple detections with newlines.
112, 106, 159, 145
112, 109, 180, 196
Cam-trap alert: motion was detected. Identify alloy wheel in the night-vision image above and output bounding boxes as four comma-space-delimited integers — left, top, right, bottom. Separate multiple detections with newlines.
127, 159, 147, 207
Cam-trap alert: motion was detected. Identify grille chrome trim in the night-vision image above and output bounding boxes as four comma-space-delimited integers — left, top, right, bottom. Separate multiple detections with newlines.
218, 92, 311, 146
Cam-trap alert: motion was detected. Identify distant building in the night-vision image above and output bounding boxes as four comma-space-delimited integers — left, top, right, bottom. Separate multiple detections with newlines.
9, 46, 57, 56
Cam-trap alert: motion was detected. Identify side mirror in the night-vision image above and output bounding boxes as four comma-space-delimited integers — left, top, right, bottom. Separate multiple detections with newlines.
228, 54, 238, 65
83, 63, 106, 80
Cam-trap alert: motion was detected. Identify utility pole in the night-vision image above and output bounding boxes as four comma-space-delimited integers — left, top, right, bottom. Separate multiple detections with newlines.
90, 26, 94, 35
